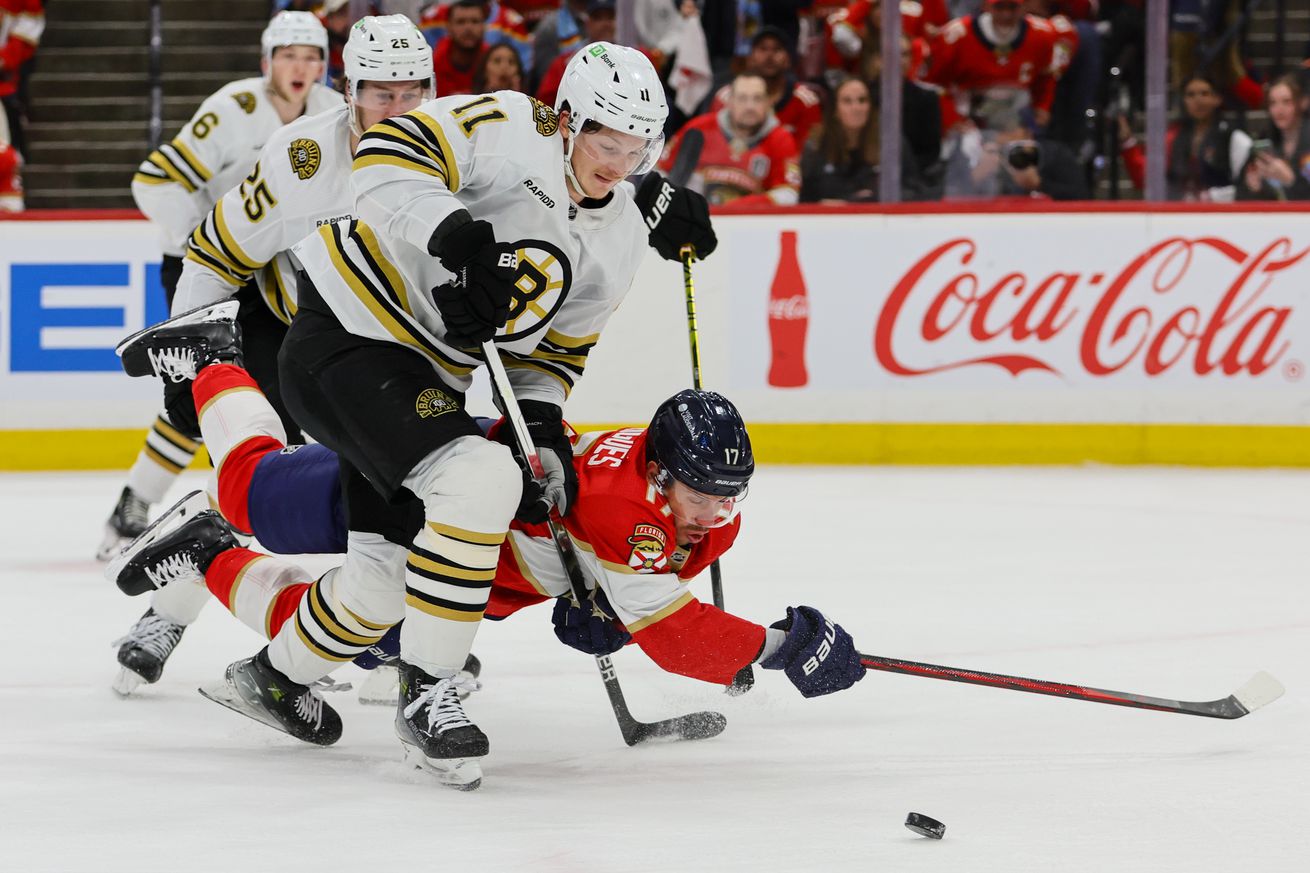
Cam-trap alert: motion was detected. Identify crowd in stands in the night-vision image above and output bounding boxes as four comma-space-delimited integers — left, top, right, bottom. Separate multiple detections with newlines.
249, 0, 1310, 205
3, 0, 1310, 209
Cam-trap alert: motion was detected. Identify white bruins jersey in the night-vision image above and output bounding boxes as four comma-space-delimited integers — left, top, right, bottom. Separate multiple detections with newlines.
291, 90, 650, 407
133, 77, 342, 256
175, 104, 356, 323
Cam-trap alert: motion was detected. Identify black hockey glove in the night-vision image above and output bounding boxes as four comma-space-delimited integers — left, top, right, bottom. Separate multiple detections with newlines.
634, 172, 718, 262
430, 218, 520, 346
552, 588, 632, 655
759, 605, 865, 699
502, 400, 578, 524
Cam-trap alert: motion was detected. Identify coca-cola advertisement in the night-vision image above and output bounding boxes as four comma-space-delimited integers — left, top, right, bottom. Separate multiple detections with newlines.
727, 214, 1310, 425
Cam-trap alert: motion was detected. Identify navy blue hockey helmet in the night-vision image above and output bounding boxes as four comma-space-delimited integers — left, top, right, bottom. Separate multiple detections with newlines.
646, 390, 754, 498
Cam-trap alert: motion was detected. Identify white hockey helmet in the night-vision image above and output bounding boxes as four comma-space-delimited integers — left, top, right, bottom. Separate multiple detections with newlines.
342, 15, 434, 135
261, 11, 329, 62
555, 42, 668, 183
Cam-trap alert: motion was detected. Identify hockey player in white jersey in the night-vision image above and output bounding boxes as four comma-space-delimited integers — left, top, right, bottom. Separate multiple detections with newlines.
199, 42, 718, 787
98, 11, 340, 562
109, 16, 435, 697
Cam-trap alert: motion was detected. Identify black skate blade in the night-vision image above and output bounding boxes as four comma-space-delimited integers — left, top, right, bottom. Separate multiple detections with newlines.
626, 710, 726, 746
105, 490, 211, 593
114, 299, 240, 357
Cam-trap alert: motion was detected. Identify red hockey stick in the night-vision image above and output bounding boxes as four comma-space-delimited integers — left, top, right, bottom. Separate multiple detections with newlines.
859, 653, 1284, 719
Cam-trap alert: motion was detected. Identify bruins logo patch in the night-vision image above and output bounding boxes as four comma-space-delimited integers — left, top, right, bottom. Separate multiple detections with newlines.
288, 138, 322, 180
416, 387, 458, 419
529, 97, 560, 137
233, 91, 257, 114
627, 523, 668, 573
498, 239, 572, 341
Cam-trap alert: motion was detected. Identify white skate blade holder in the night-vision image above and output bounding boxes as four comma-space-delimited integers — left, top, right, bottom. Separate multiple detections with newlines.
401, 743, 483, 791
104, 490, 211, 585
199, 676, 293, 737
111, 667, 146, 698
113, 299, 241, 357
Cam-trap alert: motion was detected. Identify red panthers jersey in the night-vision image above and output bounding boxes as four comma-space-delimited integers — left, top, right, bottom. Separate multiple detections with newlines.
1, 0, 42, 100
418, 0, 531, 71
658, 110, 801, 207
923, 13, 1077, 123
491, 427, 765, 686
708, 79, 823, 148
823, 0, 932, 76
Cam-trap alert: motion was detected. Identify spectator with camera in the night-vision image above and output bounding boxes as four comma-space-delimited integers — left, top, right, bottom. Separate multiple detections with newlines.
799, 75, 924, 202
1239, 75, 1310, 201
944, 107, 1086, 200
1118, 73, 1251, 202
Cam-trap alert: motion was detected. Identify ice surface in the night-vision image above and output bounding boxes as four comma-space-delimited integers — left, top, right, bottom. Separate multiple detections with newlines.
2, 466, 1307, 872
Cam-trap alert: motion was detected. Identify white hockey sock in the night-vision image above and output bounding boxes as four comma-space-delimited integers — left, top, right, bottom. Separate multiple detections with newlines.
267, 566, 392, 684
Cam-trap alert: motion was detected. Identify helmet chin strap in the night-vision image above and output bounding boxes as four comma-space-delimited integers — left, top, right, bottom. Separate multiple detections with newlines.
562, 122, 603, 200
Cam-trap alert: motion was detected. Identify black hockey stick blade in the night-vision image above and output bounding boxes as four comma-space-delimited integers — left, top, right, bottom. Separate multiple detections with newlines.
668, 128, 705, 187
597, 655, 726, 746
859, 654, 1285, 719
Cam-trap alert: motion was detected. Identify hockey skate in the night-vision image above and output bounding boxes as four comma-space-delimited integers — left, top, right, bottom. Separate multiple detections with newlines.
105, 490, 228, 595
111, 608, 186, 696
116, 299, 242, 381
200, 648, 343, 746
396, 660, 487, 790
96, 485, 151, 562
358, 652, 482, 707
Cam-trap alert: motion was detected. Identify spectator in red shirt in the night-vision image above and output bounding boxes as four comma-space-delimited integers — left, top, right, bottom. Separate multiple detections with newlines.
922, 0, 1076, 131
709, 26, 822, 149
0, 137, 21, 211
1, 0, 43, 161
420, 0, 532, 73
473, 41, 526, 93
535, 0, 615, 107
661, 72, 800, 207
432, 0, 488, 96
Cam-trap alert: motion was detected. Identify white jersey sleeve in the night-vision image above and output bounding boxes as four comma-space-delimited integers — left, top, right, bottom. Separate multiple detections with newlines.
351, 90, 557, 255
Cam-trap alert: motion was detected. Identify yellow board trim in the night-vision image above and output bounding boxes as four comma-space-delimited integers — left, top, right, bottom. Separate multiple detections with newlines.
6, 424, 1310, 470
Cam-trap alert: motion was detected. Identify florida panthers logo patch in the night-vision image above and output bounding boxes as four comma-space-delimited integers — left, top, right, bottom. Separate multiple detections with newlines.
288, 138, 322, 180
415, 387, 458, 419
627, 523, 668, 573
233, 91, 257, 114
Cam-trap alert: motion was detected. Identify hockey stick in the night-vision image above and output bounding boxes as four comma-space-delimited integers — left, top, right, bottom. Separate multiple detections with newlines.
669, 128, 753, 694
859, 653, 1285, 719
481, 340, 726, 746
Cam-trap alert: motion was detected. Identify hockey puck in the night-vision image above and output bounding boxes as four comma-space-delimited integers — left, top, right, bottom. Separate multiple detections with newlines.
904, 812, 945, 840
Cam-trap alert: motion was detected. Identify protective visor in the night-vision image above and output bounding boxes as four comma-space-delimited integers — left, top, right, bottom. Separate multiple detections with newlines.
574, 125, 665, 179
655, 469, 748, 530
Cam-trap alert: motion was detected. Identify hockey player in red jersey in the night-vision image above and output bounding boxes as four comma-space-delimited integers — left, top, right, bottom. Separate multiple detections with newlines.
660, 72, 801, 206
921, 0, 1077, 130
108, 308, 866, 767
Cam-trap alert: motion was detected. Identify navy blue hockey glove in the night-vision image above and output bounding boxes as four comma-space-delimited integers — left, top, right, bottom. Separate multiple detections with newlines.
352, 624, 401, 670
431, 218, 519, 346
635, 172, 718, 263
759, 605, 865, 698
162, 379, 202, 440
502, 400, 578, 523
553, 588, 631, 655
